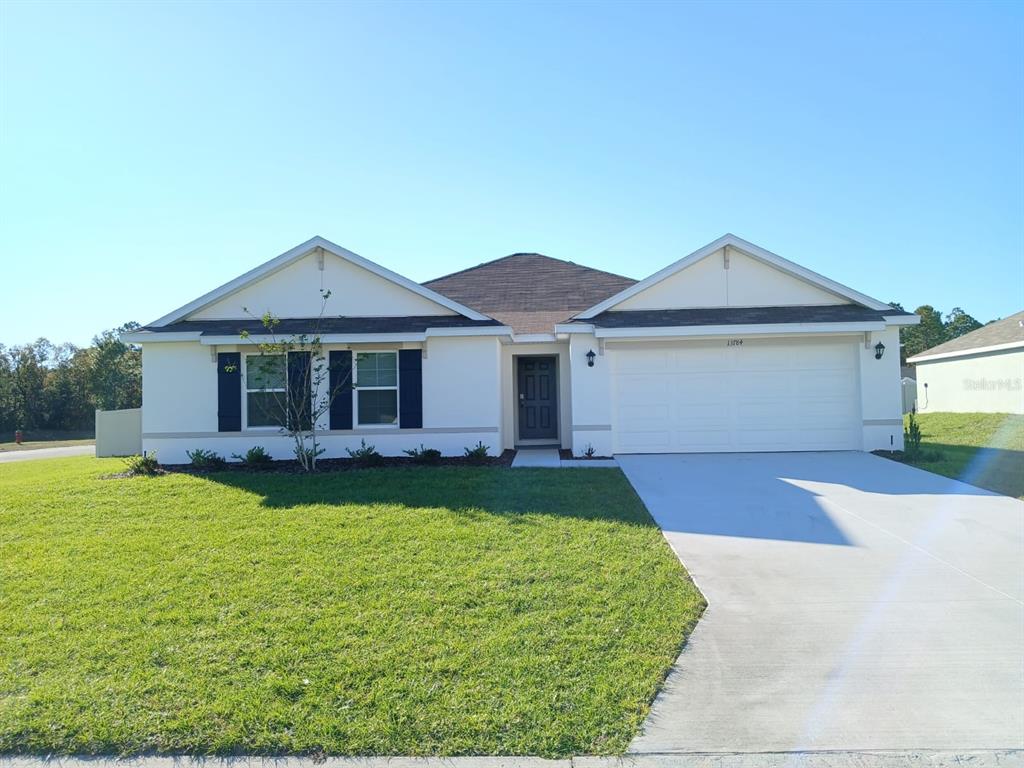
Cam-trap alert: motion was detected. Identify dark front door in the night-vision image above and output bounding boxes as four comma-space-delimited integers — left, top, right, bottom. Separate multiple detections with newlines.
517, 356, 558, 440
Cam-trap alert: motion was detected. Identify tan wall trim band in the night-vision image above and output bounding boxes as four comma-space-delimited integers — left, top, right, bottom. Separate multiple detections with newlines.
572, 425, 612, 431
862, 419, 902, 426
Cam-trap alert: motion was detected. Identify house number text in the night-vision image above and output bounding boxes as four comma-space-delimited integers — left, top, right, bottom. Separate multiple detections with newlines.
726, 339, 744, 346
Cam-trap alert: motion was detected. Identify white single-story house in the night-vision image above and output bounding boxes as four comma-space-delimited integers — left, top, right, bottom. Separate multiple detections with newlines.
908, 311, 1024, 414
122, 234, 919, 463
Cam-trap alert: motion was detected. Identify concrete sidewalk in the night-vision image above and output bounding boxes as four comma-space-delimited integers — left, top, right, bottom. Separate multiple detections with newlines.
1, 752, 1020, 768
0, 444, 94, 463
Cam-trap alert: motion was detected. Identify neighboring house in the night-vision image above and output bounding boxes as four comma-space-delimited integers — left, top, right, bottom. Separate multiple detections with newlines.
123, 233, 918, 462
907, 311, 1024, 414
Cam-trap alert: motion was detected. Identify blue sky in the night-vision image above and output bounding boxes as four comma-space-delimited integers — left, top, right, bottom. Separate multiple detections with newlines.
1, 0, 1021, 347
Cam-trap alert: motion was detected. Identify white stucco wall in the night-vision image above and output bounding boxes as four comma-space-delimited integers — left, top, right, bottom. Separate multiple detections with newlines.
914, 350, 1024, 414
141, 328, 905, 461
190, 251, 455, 320
568, 332, 614, 456
499, 342, 572, 450
142, 342, 219, 434
421, 336, 504, 437
859, 327, 905, 451
614, 248, 847, 310
139, 335, 505, 464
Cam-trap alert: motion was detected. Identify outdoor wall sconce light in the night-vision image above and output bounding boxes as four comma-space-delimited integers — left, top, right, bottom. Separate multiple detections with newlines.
874, 341, 885, 360
586, 349, 596, 367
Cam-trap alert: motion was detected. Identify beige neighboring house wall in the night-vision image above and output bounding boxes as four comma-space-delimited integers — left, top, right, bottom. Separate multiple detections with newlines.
913, 350, 1024, 414
95, 408, 142, 457
908, 310, 1024, 415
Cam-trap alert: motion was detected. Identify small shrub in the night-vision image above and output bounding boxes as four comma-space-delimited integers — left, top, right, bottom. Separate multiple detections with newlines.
583, 443, 596, 459
232, 445, 274, 468
124, 453, 160, 476
186, 448, 227, 469
294, 444, 325, 469
464, 441, 490, 464
404, 444, 442, 465
346, 439, 383, 467
903, 413, 923, 460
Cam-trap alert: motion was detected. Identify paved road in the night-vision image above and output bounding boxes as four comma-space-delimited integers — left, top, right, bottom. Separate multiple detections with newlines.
618, 451, 1024, 753
0, 444, 94, 463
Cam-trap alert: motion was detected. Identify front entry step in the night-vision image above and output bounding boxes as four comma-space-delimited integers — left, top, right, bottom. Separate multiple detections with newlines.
511, 448, 561, 468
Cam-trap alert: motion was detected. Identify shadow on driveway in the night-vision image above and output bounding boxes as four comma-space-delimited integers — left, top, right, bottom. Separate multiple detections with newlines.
616, 450, 995, 547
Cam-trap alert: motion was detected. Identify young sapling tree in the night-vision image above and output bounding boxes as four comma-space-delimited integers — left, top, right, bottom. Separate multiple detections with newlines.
238, 290, 351, 471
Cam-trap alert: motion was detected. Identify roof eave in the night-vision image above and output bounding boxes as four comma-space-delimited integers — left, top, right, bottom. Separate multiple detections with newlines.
907, 340, 1024, 364
591, 321, 888, 338
555, 320, 888, 337
126, 325, 513, 345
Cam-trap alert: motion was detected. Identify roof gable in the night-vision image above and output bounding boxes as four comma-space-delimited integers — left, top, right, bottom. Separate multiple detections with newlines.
575, 234, 893, 319
424, 253, 635, 334
150, 237, 489, 327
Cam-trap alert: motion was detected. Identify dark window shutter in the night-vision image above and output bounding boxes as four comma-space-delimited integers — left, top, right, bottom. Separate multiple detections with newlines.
329, 350, 353, 430
217, 352, 241, 432
287, 351, 312, 431
399, 349, 423, 429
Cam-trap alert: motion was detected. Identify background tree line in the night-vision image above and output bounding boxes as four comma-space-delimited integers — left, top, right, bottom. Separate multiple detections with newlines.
0, 322, 141, 435
890, 304, 986, 364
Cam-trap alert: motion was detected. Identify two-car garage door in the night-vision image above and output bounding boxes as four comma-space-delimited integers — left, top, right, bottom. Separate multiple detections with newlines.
610, 338, 862, 453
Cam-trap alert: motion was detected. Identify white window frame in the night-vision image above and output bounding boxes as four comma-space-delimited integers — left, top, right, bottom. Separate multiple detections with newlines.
353, 349, 400, 428
242, 352, 288, 431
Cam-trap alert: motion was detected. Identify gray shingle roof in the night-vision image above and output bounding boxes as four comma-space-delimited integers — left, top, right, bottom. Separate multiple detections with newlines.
145, 316, 503, 336
909, 310, 1024, 359
423, 253, 636, 334
579, 305, 909, 329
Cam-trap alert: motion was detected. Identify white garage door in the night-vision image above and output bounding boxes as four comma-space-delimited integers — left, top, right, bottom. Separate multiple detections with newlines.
611, 338, 862, 453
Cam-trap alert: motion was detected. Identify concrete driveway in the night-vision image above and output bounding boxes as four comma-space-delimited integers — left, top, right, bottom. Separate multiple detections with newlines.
618, 451, 1023, 753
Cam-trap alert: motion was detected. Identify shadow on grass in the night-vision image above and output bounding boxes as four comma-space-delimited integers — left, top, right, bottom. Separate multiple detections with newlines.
197, 465, 659, 526
910, 443, 1024, 498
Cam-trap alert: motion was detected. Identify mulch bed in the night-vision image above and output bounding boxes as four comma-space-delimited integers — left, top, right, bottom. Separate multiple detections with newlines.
871, 449, 906, 461
111, 450, 516, 478
558, 448, 613, 461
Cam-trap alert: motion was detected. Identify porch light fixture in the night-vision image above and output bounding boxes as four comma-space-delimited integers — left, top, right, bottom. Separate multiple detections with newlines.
874, 341, 885, 360
586, 349, 596, 367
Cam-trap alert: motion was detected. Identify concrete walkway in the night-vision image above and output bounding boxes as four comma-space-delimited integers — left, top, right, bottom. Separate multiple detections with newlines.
618, 452, 1024, 754
512, 449, 618, 469
511, 447, 562, 468
0, 444, 94, 463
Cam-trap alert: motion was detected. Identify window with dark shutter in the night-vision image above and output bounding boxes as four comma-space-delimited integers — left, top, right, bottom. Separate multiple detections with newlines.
329, 350, 353, 430
287, 351, 312, 431
217, 352, 242, 432
398, 349, 422, 429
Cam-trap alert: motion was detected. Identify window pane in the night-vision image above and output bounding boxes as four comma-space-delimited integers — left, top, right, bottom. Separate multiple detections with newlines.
356, 352, 397, 387
248, 391, 286, 427
357, 389, 398, 425
247, 355, 286, 390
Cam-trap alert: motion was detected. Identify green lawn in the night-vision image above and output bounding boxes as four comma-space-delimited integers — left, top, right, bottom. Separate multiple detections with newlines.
904, 412, 1024, 498
0, 457, 703, 757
